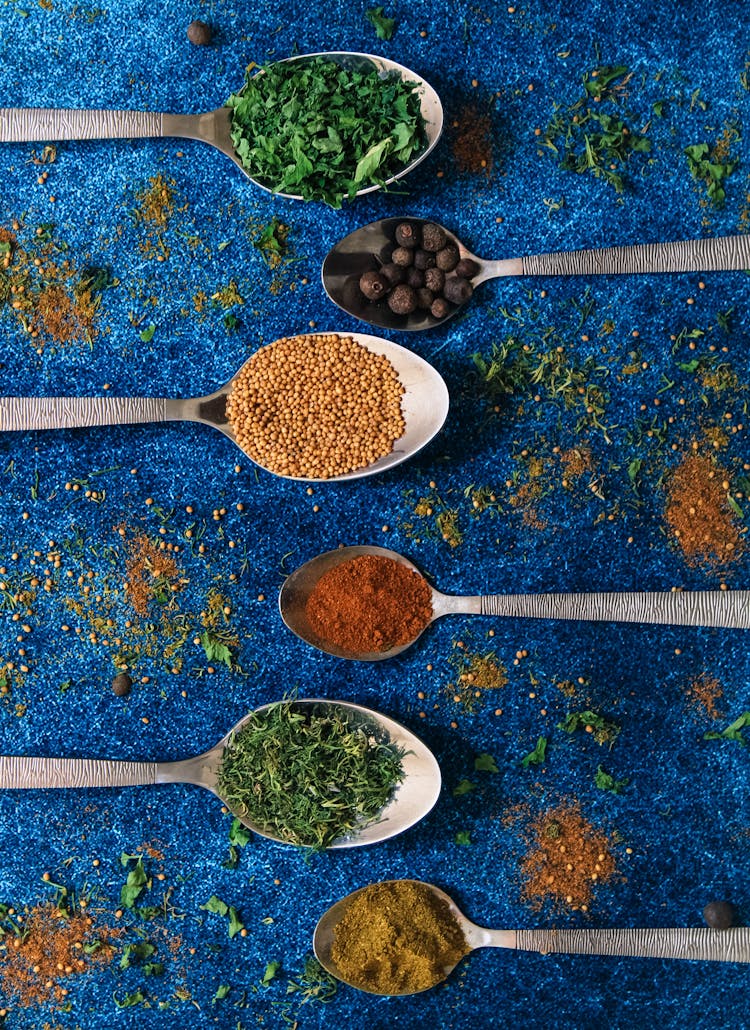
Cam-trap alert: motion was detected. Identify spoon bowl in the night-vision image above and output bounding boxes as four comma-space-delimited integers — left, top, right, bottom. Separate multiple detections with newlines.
0, 699, 441, 849
0, 332, 449, 483
313, 878, 750, 995
280, 544, 750, 660
0, 53, 443, 201
322, 217, 750, 330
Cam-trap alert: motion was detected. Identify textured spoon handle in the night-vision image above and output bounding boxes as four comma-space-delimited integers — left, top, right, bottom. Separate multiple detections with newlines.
478, 591, 750, 629
0, 107, 162, 142
521, 235, 750, 277
0, 396, 168, 431
0, 755, 157, 789
516, 926, 750, 963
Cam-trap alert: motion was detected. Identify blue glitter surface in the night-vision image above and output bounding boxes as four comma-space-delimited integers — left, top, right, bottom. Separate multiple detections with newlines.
0, 1, 749, 1028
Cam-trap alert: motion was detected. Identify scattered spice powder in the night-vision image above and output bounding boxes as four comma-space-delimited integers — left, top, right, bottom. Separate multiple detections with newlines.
0, 903, 121, 1009
304, 553, 433, 654
664, 451, 745, 567
685, 672, 724, 721
447, 648, 508, 712
330, 880, 469, 994
519, 801, 618, 912
124, 532, 182, 616
451, 103, 494, 176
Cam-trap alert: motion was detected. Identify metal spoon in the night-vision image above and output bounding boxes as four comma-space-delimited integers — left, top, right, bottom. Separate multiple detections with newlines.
0, 700, 440, 849
313, 879, 750, 995
279, 544, 750, 660
0, 53, 442, 201
322, 217, 750, 330
0, 332, 449, 483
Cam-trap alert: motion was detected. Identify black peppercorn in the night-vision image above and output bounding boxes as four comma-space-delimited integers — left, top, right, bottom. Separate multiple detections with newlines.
381, 262, 407, 286
187, 19, 213, 45
435, 244, 460, 271
413, 249, 436, 271
421, 222, 447, 252
406, 267, 425, 289
359, 270, 389, 301
454, 257, 480, 278
395, 222, 419, 248
416, 287, 435, 309
391, 246, 414, 267
423, 266, 445, 293
703, 900, 736, 930
443, 276, 474, 305
430, 297, 450, 319
387, 283, 418, 315
112, 672, 132, 697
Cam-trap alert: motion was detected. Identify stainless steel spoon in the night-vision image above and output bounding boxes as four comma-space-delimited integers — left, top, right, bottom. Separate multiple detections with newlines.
322, 217, 750, 330
313, 879, 750, 995
0, 332, 449, 483
0, 53, 443, 201
279, 544, 750, 660
0, 700, 441, 849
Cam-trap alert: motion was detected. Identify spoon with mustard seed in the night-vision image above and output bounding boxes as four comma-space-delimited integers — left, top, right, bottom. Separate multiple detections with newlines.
322, 217, 750, 330
279, 544, 750, 660
313, 878, 750, 996
0, 52, 442, 201
0, 332, 449, 483
0, 700, 441, 849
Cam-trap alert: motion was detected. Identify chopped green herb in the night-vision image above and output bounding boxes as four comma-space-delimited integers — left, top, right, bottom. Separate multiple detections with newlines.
474, 752, 499, 773
558, 709, 621, 748
212, 984, 231, 1002
217, 698, 405, 851
200, 630, 233, 668
285, 956, 338, 1005
119, 855, 150, 909
704, 711, 750, 745
227, 57, 426, 207
120, 941, 156, 969
200, 895, 229, 916
684, 141, 737, 208
452, 778, 476, 796
455, 830, 472, 845
253, 216, 290, 268
261, 960, 281, 985
113, 988, 146, 1008
139, 322, 156, 343
521, 736, 548, 768
366, 6, 396, 39
594, 765, 629, 794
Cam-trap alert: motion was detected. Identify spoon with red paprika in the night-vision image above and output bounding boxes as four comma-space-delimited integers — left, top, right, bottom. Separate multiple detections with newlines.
279, 544, 750, 660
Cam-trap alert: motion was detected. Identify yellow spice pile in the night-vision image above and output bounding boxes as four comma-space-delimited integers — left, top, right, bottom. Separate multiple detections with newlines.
226, 333, 405, 478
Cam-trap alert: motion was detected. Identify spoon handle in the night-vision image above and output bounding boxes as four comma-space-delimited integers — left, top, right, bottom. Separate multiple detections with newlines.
473, 590, 750, 629
518, 234, 750, 278
0, 107, 162, 142
0, 396, 170, 431
0, 754, 157, 789
514, 926, 750, 963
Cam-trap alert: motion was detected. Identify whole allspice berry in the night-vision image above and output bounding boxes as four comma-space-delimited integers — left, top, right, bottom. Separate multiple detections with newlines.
359, 269, 389, 300
388, 283, 418, 315
112, 672, 132, 697
454, 257, 480, 278
187, 19, 213, 45
413, 249, 436, 271
423, 266, 445, 292
406, 267, 425, 289
431, 297, 450, 319
416, 287, 435, 309
381, 262, 407, 286
421, 222, 447, 252
395, 222, 419, 248
703, 900, 736, 930
435, 244, 460, 271
443, 276, 474, 305
391, 246, 415, 267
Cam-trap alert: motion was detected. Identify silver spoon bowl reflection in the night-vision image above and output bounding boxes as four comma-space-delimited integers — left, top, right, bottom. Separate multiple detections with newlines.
280, 544, 750, 660
0, 332, 449, 483
0, 53, 443, 201
322, 217, 750, 330
313, 878, 750, 995
0, 699, 441, 849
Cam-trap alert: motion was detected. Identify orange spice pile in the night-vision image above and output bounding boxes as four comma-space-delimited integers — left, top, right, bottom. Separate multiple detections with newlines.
124, 533, 182, 616
685, 673, 724, 721
519, 802, 617, 912
664, 451, 744, 567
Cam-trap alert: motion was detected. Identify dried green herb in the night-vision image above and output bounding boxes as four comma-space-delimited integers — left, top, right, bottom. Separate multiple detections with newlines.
366, 6, 396, 39
558, 709, 621, 748
474, 752, 499, 773
217, 699, 405, 850
521, 736, 548, 768
704, 711, 750, 744
594, 765, 629, 794
227, 57, 425, 207
684, 142, 738, 208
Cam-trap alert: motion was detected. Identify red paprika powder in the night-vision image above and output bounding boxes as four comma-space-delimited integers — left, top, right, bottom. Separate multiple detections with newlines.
304, 554, 434, 654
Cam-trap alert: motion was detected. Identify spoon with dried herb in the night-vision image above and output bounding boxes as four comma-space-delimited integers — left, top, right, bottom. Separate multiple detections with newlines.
280, 544, 750, 661
0, 699, 441, 850
313, 879, 750, 995
0, 331, 449, 483
322, 216, 750, 329
0, 53, 442, 205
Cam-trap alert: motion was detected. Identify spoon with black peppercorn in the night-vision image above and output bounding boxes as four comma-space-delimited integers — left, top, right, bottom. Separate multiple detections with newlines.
313, 879, 750, 996
279, 544, 750, 661
0, 331, 449, 483
322, 217, 750, 330
0, 699, 441, 849
0, 52, 442, 201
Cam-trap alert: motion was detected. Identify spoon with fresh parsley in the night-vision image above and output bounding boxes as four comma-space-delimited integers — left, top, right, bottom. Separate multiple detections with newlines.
0, 52, 442, 206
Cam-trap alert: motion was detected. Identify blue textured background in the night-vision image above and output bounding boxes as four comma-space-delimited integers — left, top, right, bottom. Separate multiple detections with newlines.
0, 1, 749, 1028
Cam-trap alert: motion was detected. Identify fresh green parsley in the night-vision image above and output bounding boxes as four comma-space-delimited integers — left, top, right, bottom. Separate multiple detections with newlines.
704, 711, 750, 745
684, 142, 737, 208
366, 6, 396, 39
452, 778, 476, 796
521, 736, 548, 768
455, 830, 472, 846
594, 765, 629, 794
474, 752, 499, 773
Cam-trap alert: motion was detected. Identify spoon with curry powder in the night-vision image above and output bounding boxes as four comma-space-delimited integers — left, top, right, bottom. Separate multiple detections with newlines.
322, 216, 750, 330
279, 544, 750, 660
313, 879, 750, 996
0, 700, 441, 849
0, 332, 449, 482
0, 52, 442, 202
